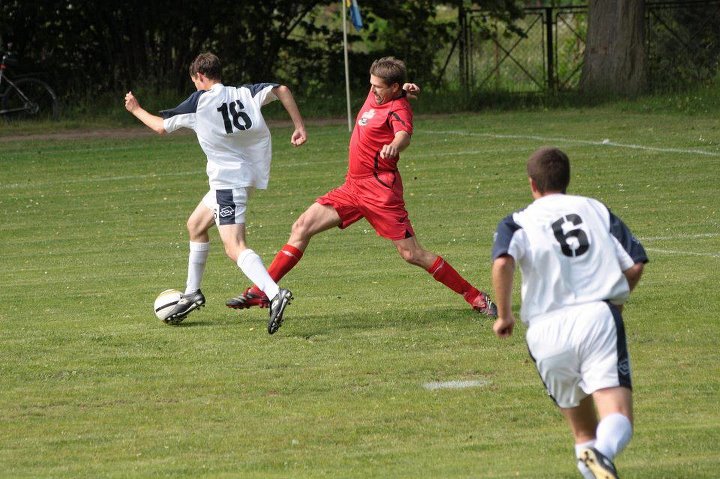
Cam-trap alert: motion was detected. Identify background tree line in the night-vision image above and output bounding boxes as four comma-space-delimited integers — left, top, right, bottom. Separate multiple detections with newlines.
2, 0, 517, 99
1, 1, 718, 108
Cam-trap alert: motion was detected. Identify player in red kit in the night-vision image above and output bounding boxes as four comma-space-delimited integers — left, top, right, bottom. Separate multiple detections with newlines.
226, 57, 496, 324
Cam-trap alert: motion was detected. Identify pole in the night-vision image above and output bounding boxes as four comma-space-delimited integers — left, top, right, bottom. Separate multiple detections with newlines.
342, 1, 352, 132
545, 7, 555, 92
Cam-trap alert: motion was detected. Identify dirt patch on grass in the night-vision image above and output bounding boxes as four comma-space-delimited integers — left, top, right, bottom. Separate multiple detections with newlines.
0, 118, 348, 143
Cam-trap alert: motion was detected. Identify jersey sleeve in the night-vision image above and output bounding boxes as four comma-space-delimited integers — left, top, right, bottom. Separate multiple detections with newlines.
160, 90, 204, 132
388, 102, 413, 136
492, 213, 523, 260
608, 210, 649, 264
238, 83, 279, 107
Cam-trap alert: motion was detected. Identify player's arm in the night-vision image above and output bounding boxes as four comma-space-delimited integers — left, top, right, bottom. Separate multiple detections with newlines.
623, 262, 644, 292
402, 83, 420, 100
380, 130, 411, 159
124, 92, 166, 135
491, 254, 516, 339
272, 85, 307, 147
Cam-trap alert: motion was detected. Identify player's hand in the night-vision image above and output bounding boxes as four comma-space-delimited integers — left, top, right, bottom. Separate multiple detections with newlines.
291, 127, 307, 147
402, 83, 421, 100
124, 92, 140, 112
493, 315, 515, 339
380, 144, 399, 159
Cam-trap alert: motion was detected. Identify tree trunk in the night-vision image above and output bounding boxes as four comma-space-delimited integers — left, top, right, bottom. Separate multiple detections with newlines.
580, 0, 646, 96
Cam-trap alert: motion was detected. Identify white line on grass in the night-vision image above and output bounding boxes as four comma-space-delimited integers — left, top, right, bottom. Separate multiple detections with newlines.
644, 248, 720, 258
423, 380, 489, 391
641, 233, 720, 241
424, 130, 720, 157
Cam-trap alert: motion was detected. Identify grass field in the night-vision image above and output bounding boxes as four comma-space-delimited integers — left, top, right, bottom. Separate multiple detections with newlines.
1, 107, 719, 478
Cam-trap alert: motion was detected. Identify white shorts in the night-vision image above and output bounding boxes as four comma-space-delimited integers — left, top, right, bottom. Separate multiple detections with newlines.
202, 187, 253, 226
525, 301, 631, 409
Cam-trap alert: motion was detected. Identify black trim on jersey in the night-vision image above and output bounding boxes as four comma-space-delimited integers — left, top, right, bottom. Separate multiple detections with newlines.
607, 301, 632, 390
239, 83, 279, 98
160, 90, 206, 119
608, 210, 649, 264
372, 151, 397, 188
492, 213, 523, 260
388, 111, 407, 127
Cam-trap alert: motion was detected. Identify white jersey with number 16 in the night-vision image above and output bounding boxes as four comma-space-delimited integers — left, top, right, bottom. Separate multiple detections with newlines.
161, 82, 279, 190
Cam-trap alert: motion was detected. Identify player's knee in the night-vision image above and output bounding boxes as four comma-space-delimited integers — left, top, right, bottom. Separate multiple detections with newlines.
222, 240, 246, 263
223, 244, 237, 262
186, 218, 205, 238
186, 218, 196, 234
398, 248, 419, 265
291, 215, 312, 240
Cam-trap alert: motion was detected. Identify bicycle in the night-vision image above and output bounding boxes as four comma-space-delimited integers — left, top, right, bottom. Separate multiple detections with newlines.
0, 48, 59, 121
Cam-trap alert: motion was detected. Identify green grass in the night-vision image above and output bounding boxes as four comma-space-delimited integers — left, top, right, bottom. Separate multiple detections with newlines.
1, 107, 719, 478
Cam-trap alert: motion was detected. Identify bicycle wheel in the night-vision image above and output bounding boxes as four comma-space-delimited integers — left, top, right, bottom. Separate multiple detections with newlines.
2, 77, 59, 121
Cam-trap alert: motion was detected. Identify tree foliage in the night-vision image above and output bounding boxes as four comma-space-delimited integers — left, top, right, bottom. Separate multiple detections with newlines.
0, 1, 525, 100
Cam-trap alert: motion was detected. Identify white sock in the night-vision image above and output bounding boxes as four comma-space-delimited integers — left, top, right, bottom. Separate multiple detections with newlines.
575, 440, 596, 479
237, 249, 280, 300
595, 413, 633, 460
185, 241, 209, 294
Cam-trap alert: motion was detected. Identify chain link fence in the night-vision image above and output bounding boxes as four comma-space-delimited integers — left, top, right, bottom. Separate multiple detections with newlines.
440, 1, 720, 93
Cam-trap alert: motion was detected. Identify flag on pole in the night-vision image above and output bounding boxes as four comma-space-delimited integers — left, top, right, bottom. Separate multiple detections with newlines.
346, 0, 363, 31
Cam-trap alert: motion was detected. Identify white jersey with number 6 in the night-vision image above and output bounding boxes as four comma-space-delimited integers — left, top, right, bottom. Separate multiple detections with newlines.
492, 194, 648, 326
161, 82, 278, 190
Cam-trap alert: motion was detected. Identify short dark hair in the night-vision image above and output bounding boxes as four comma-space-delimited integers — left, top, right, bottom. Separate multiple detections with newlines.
369, 57, 406, 87
527, 147, 570, 193
189, 52, 222, 81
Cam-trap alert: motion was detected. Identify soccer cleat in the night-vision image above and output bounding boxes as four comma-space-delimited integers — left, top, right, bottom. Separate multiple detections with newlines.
166, 289, 206, 325
471, 291, 498, 318
267, 288, 293, 334
226, 287, 270, 309
579, 447, 619, 479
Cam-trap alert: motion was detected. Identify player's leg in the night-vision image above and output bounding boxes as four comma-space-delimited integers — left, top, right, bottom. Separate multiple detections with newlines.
575, 303, 633, 478
227, 201, 344, 309
217, 222, 279, 298
166, 198, 214, 322
392, 236, 497, 317
288, 202, 343, 251
215, 188, 294, 333
526, 308, 613, 479
217, 222, 290, 332
579, 387, 633, 478
185, 194, 216, 292
267, 202, 342, 280
560, 399, 605, 479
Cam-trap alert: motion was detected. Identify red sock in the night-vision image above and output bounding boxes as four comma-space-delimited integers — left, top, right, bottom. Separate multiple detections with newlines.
249, 244, 303, 295
427, 256, 479, 302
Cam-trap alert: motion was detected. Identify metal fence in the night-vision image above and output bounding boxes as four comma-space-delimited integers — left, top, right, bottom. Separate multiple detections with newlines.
442, 1, 720, 93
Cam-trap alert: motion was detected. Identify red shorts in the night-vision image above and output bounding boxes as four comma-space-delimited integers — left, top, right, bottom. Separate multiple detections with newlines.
316, 172, 415, 241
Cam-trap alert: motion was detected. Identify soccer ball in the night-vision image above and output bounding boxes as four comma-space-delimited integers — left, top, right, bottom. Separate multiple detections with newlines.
153, 289, 182, 322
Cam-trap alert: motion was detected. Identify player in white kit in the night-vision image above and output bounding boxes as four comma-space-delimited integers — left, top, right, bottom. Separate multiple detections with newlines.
491, 147, 647, 478
124, 52, 306, 333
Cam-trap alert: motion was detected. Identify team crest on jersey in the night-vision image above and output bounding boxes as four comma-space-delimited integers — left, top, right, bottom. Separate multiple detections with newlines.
358, 108, 376, 126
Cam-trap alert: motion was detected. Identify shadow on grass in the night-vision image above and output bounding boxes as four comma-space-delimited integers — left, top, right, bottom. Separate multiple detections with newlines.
287, 304, 491, 338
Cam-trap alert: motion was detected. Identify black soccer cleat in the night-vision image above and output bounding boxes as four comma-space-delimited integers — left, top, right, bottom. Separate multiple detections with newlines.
579, 447, 619, 479
267, 288, 293, 334
166, 289, 206, 325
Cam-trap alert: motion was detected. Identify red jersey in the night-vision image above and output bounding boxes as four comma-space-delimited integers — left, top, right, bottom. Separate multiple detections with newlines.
347, 90, 414, 178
